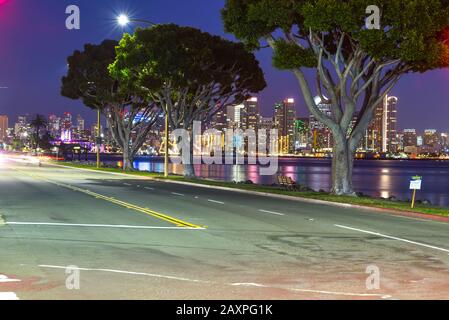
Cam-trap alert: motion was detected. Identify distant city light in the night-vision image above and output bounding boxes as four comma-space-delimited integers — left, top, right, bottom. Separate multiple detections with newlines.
286, 98, 295, 103
248, 97, 258, 102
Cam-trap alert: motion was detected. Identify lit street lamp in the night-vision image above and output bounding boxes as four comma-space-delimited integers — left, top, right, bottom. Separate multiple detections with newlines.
116, 14, 169, 178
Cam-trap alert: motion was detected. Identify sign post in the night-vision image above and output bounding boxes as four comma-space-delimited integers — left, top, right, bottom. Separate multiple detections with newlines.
409, 176, 422, 209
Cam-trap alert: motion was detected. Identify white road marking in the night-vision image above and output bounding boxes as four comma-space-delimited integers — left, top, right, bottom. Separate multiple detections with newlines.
335, 224, 449, 254
123, 183, 132, 186
289, 287, 391, 298
36, 265, 391, 299
208, 199, 224, 204
0, 292, 19, 300
144, 187, 154, 190
6, 222, 205, 230
0, 275, 21, 283
258, 209, 285, 216
38, 265, 210, 284
171, 192, 185, 196
227, 283, 391, 298
230, 283, 267, 287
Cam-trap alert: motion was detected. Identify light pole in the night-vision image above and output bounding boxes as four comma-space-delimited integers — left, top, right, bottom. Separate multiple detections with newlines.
96, 108, 101, 168
117, 14, 169, 177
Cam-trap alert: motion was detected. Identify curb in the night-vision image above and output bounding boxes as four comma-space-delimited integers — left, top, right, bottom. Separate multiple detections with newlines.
46, 162, 449, 224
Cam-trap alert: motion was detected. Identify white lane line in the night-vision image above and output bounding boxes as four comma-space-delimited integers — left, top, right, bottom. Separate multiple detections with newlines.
36, 265, 390, 299
39, 265, 210, 284
229, 282, 390, 298
258, 209, 285, 216
6, 222, 205, 230
207, 199, 225, 205
123, 183, 132, 186
335, 224, 449, 254
171, 192, 185, 196
0, 292, 19, 300
144, 187, 154, 190
0, 275, 21, 283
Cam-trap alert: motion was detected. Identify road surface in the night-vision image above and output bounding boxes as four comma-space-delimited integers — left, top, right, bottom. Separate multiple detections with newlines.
1, 156, 449, 299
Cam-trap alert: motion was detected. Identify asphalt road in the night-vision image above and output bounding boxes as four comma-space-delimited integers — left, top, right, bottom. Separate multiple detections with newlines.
1, 156, 449, 300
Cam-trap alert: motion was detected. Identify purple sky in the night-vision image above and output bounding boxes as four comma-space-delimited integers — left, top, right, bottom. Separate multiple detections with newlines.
0, 0, 448, 132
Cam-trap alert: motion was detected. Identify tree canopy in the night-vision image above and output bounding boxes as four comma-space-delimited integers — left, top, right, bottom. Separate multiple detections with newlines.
223, 0, 449, 71
110, 24, 266, 126
110, 24, 267, 176
61, 40, 161, 170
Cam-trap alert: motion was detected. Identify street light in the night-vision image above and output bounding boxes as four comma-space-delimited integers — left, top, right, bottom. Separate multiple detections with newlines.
117, 14, 130, 26
116, 14, 169, 178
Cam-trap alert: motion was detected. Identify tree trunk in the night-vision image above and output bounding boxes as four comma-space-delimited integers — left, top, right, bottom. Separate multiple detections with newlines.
183, 130, 196, 178
331, 138, 356, 196
123, 147, 134, 171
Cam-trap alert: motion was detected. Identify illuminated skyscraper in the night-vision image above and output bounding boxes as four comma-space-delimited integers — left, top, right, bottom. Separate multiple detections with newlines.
48, 114, 61, 139
383, 95, 398, 153
275, 98, 296, 153
0, 115, 8, 142
364, 95, 398, 153
403, 129, 417, 147
61, 112, 72, 142
309, 96, 332, 151
244, 97, 260, 131
210, 106, 228, 132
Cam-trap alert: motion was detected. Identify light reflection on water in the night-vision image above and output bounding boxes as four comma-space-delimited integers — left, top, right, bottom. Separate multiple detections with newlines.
112, 156, 449, 208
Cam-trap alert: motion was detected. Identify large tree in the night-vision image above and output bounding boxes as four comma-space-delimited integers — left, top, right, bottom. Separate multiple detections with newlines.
222, 0, 449, 195
61, 40, 161, 170
109, 24, 266, 177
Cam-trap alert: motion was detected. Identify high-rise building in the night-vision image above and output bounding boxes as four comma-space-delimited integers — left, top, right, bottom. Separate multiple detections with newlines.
14, 116, 29, 138
403, 129, 418, 154
309, 96, 332, 151
441, 133, 449, 151
364, 95, 398, 153
384, 96, 398, 153
275, 98, 296, 153
227, 104, 245, 130
244, 97, 260, 131
403, 129, 417, 147
76, 115, 85, 132
48, 114, 61, 139
423, 129, 439, 146
0, 115, 8, 142
294, 117, 310, 150
421, 129, 441, 154
259, 117, 274, 131
61, 112, 73, 142
210, 106, 228, 132
225, 97, 260, 131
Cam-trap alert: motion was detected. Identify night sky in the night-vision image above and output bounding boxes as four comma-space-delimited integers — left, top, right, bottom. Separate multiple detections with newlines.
0, 0, 448, 132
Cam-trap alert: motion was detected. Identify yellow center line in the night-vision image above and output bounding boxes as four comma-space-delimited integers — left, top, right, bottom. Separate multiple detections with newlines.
15, 168, 204, 229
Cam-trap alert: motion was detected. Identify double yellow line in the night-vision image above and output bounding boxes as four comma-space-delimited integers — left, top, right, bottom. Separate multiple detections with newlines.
16, 169, 203, 229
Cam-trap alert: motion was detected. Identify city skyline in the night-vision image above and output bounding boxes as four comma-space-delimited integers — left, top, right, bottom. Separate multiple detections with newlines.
1, 0, 449, 132
2, 93, 448, 157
